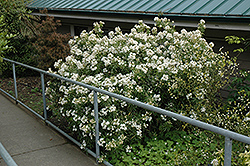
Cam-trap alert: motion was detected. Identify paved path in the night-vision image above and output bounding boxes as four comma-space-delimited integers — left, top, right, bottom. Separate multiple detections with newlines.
0, 93, 98, 166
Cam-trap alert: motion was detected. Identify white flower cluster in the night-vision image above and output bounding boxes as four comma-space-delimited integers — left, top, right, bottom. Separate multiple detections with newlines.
47, 18, 235, 155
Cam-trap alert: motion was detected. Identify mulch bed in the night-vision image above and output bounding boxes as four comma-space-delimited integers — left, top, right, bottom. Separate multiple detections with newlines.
0, 76, 44, 114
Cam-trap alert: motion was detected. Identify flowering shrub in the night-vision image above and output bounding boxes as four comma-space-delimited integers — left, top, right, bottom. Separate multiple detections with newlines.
240, 146, 250, 166
47, 18, 237, 163
225, 34, 250, 164
210, 70, 250, 135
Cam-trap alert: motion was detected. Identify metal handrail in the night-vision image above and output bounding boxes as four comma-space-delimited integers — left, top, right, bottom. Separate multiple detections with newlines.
0, 142, 18, 166
1, 57, 250, 166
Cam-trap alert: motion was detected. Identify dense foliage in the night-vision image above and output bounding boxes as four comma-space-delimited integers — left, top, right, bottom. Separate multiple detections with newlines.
225, 33, 250, 165
0, 15, 15, 74
0, 15, 14, 59
4, 1, 249, 164
0, 0, 37, 36
46, 18, 250, 165
0, 1, 70, 75
32, 10, 71, 70
0, 0, 38, 77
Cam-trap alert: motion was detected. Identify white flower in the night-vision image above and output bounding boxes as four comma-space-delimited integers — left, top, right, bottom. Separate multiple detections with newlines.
161, 74, 169, 81
75, 49, 82, 55
98, 138, 105, 146
201, 107, 206, 112
120, 124, 127, 130
152, 27, 157, 34
80, 140, 86, 149
209, 42, 214, 48
200, 19, 205, 24
121, 101, 127, 108
211, 159, 219, 166
115, 26, 121, 33
108, 31, 114, 38
186, 93, 192, 100
181, 29, 187, 34
68, 39, 75, 46
103, 68, 108, 72
101, 95, 109, 101
154, 17, 159, 22
153, 94, 161, 102
244, 117, 250, 121
128, 52, 136, 60
126, 145, 132, 153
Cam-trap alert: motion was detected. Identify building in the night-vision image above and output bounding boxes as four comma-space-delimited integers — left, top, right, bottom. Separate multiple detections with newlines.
28, 0, 250, 71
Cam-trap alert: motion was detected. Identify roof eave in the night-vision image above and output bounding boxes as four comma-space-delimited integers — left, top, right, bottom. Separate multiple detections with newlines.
29, 7, 250, 31
28, 6, 250, 20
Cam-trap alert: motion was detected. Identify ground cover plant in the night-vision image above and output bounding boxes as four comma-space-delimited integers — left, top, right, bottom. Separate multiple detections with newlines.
44, 18, 249, 165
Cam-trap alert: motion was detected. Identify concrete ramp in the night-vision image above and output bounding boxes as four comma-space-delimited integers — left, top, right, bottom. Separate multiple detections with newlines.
0, 93, 97, 166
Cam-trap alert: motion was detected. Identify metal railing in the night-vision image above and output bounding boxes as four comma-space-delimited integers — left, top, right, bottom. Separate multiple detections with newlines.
1, 57, 250, 166
0, 142, 18, 166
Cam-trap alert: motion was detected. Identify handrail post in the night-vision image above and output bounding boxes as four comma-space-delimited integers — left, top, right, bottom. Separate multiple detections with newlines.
93, 90, 100, 163
12, 63, 18, 104
224, 137, 232, 166
41, 73, 47, 121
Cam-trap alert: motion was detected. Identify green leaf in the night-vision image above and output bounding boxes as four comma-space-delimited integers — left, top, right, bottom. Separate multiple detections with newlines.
233, 48, 244, 53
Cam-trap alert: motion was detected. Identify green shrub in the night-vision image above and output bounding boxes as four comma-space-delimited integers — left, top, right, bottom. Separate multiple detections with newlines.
0, 0, 38, 77
0, 0, 37, 36
219, 70, 250, 134
46, 18, 238, 163
225, 34, 250, 164
112, 129, 220, 166
105, 129, 247, 165
1, 36, 38, 77
0, 15, 14, 63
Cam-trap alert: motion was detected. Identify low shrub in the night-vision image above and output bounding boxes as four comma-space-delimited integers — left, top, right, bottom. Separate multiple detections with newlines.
111, 129, 221, 166
1, 36, 38, 77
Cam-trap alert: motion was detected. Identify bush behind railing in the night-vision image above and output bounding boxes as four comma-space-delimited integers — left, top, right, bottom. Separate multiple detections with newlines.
46, 18, 249, 165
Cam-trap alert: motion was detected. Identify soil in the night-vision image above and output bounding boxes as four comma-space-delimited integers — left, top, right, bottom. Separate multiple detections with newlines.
0, 76, 82, 145
0, 76, 44, 114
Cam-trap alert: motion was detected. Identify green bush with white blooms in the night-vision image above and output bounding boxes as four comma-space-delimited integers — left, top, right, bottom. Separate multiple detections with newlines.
46, 17, 249, 165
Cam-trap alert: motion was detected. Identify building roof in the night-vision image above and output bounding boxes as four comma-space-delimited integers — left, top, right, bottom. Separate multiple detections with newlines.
28, 0, 250, 18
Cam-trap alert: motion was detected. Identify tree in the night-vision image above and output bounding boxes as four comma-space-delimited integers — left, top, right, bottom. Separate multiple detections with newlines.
32, 10, 71, 70
0, 15, 15, 74
0, 0, 40, 77
0, 0, 38, 37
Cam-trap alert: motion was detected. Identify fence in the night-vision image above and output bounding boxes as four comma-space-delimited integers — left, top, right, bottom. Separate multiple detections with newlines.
0, 142, 18, 166
1, 57, 250, 166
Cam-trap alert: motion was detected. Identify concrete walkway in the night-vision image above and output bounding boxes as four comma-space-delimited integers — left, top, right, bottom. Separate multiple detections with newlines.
0, 93, 97, 166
